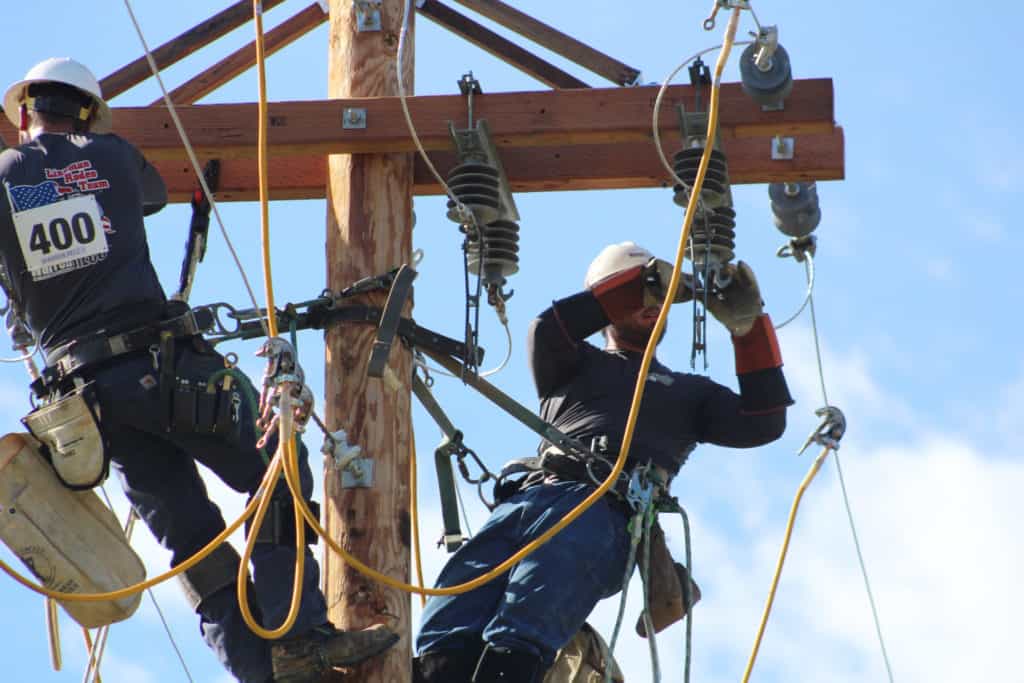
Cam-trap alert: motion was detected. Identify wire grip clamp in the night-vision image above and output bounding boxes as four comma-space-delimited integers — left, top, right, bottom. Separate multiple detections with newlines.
797, 405, 846, 455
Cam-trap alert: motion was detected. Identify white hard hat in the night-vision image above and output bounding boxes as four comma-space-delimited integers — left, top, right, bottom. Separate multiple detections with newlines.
4, 58, 112, 133
584, 241, 655, 288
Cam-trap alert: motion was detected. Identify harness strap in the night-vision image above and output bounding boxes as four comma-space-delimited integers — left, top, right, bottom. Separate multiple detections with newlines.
367, 264, 417, 378
42, 308, 211, 378
411, 373, 464, 552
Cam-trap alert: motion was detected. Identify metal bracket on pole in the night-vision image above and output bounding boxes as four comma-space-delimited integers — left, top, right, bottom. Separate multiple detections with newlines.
343, 107, 367, 129
354, 0, 382, 32
342, 458, 375, 487
771, 134, 795, 160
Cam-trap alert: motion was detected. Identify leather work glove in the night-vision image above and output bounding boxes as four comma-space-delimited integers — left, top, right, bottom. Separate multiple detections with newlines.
591, 260, 694, 323
704, 260, 764, 337
644, 259, 695, 306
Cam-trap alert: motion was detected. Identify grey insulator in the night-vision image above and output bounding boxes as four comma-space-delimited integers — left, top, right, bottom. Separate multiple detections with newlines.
769, 182, 821, 237
739, 42, 794, 108
672, 147, 730, 209
446, 162, 501, 226
467, 218, 520, 288
690, 206, 736, 268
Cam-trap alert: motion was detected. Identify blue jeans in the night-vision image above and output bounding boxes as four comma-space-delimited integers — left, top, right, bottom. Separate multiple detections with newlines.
416, 480, 631, 666
86, 340, 328, 683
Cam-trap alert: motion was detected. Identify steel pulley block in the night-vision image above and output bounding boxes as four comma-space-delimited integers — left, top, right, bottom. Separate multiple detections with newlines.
739, 42, 794, 108
446, 162, 502, 226
672, 148, 730, 208
467, 218, 520, 287
769, 182, 821, 237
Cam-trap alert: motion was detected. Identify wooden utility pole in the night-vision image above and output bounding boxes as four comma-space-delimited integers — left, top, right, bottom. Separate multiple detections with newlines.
325, 1, 414, 682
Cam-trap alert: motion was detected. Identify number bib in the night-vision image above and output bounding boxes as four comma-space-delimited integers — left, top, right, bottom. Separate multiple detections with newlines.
12, 193, 109, 282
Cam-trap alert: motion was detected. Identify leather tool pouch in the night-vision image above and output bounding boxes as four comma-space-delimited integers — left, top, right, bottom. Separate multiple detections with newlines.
171, 374, 242, 442
22, 384, 109, 491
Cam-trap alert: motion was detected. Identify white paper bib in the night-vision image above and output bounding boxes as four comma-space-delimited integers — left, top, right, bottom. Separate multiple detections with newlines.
11, 193, 109, 282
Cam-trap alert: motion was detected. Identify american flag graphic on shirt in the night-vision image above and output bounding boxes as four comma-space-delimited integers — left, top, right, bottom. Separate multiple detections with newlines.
8, 180, 64, 211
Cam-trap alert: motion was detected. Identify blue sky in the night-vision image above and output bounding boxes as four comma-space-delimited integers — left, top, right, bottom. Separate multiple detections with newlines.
1, 1, 1022, 681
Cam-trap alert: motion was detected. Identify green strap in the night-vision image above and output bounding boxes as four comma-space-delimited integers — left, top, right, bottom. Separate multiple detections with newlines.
418, 346, 595, 458
412, 373, 464, 552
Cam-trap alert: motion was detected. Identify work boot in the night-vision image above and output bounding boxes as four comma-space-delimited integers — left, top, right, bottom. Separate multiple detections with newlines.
271, 622, 399, 682
472, 643, 547, 683
414, 643, 484, 683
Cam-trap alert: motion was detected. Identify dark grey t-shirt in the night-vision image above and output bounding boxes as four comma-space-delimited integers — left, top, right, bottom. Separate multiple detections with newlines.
0, 133, 166, 351
528, 291, 789, 475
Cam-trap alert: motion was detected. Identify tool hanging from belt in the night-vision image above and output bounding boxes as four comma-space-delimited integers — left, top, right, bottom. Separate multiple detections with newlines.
32, 307, 213, 396
173, 160, 220, 303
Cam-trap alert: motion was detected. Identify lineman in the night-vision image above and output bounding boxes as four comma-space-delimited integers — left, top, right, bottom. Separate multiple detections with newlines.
0, 58, 397, 682
414, 242, 793, 682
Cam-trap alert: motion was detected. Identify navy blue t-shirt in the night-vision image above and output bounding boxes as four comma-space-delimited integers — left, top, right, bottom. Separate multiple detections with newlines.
0, 133, 166, 351
528, 291, 790, 475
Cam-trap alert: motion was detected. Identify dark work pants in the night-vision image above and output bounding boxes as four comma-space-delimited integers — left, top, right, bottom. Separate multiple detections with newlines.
84, 340, 328, 683
416, 481, 631, 667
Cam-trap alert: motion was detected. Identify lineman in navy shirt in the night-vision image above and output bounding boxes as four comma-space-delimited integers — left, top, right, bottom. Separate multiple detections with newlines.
0, 58, 397, 682
415, 241, 792, 682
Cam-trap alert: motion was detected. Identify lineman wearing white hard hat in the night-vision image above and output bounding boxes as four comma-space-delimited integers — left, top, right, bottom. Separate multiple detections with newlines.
415, 241, 792, 683
0, 59, 397, 682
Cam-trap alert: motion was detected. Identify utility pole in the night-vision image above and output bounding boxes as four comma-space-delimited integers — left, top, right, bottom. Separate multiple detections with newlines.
325, 1, 414, 682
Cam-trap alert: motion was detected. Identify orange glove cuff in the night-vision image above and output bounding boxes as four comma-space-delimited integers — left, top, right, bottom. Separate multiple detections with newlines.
732, 314, 783, 375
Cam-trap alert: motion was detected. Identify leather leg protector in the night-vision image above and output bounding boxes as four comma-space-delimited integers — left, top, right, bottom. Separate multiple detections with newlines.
177, 542, 241, 612
472, 644, 547, 683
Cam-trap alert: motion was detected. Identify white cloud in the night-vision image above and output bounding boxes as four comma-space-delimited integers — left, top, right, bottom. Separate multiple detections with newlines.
571, 429, 1024, 683
776, 323, 918, 432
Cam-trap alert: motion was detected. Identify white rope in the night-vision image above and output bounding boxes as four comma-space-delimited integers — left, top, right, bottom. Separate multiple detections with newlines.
774, 250, 815, 330
122, 0, 269, 339
651, 42, 753, 192
91, 487, 194, 683
397, 0, 470, 216
806, 283, 896, 682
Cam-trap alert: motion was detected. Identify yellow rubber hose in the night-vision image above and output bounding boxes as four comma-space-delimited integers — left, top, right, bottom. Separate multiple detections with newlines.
741, 445, 833, 682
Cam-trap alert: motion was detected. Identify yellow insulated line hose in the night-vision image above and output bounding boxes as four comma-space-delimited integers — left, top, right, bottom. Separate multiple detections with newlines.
411, 434, 428, 608
260, 6, 745, 600
741, 444, 834, 682
234, 0, 308, 640
0, 0, 750, 643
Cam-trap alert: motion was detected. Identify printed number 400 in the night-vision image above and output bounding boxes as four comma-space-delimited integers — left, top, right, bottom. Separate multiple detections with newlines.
29, 213, 97, 255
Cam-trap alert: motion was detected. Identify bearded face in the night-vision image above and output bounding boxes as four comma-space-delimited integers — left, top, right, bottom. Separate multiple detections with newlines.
607, 306, 667, 351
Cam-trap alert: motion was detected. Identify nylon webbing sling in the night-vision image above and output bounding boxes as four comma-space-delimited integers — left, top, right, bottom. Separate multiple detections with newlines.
417, 346, 595, 460
412, 373, 465, 552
